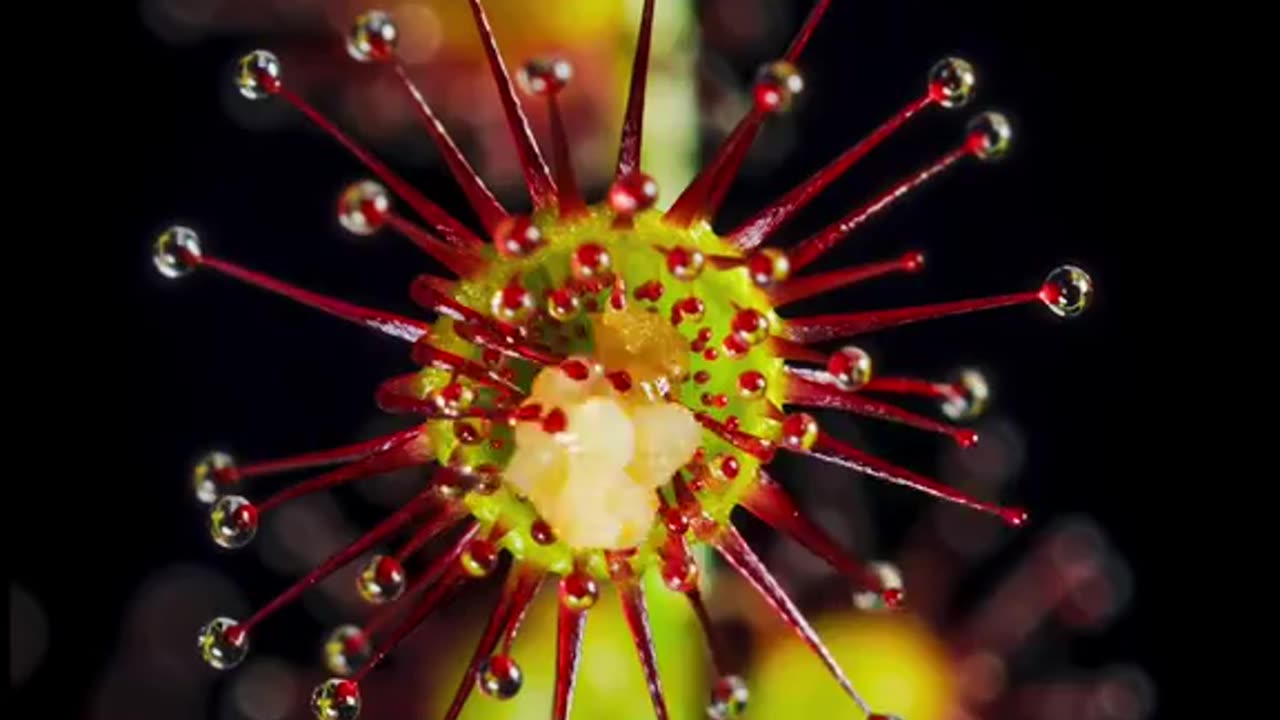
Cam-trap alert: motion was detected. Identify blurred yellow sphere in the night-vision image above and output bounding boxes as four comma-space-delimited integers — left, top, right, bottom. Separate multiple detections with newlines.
750, 611, 955, 720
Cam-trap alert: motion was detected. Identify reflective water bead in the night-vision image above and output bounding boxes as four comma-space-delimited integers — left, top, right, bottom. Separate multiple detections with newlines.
1040, 265, 1093, 317
753, 60, 804, 113
530, 519, 556, 545
337, 181, 389, 236
491, 283, 535, 323
707, 675, 749, 719
608, 172, 659, 217
928, 57, 976, 109
356, 554, 405, 604
324, 625, 371, 676
493, 215, 543, 258
478, 655, 523, 700
310, 678, 362, 720
559, 571, 599, 611
209, 495, 258, 549
661, 555, 700, 592
517, 57, 573, 96
966, 111, 1012, 160
737, 370, 767, 399
236, 50, 281, 100
153, 225, 202, 279
665, 246, 705, 280
827, 346, 873, 391
940, 368, 990, 421
347, 11, 398, 63
461, 539, 499, 577
746, 248, 790, 287
547, 287, 580, 321
571, 243, 611, 280
197, 616, 249, 670
853, 561, 906, 611
731, 308, 770, 345
192, 451, 236, 504
780, 413, 819, 451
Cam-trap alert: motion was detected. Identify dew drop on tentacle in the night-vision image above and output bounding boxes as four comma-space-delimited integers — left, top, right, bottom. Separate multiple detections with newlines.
827, 346, 873, 391
966, 111, 1013, 160
192, 451, 236, 504
517, 57, 573, 96
310, 677, 362, 720
853, 561, 906, 611
1039, 265, 1094, 317
478, 654, 523, 700
356, 555, 406, 604
753, 60, 805, 113
746, 248, 790, 288
337, 181, 390, 236
707, 674, 749, 719
928, 57, 976, 108
324, 625, 372, 676
609, 172, 659, 217
571, 243, 612, 280
940, 368, 990, 421
559, 570, 599, 611
154, 225, 202, 279
664, 246, 706, 280
236, 50, 281, 100
493, 215, 544, 258
209, 495, 258, 549
780, 413, 820, 451
737, 370, 768, 399
347, 11, 398, 63
461, 538, 501, 578
197, 616, 249, 670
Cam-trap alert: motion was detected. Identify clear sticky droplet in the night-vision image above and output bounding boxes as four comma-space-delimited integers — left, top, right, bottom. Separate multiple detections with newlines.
323, 625, 371, 676
154, 226, 202, 279
928, 57, 976, 108
746, 248, 790, 287
478, 655, 522, 699
310, 678, 362, 720
516, 57, 573, 96
608, 172, 659, 217
707, 675, 749, 719
966, 111, 1012, 160
460, 539, 499, 577
347, 11, 398, 63
780, 413, 819, 451
209, 495, 258, 549
853, 561, 906, 612
356, 554, 405, 604
337, 181, 389, 236
197, 616, 249, 670
827, 346, 873, 391
559, 571, 599, 610
1040, 265, 1093, 318
236, 50, 281, 100
753, 60, 804, 113
940, 368, 990, 421
192, 451, 236, 504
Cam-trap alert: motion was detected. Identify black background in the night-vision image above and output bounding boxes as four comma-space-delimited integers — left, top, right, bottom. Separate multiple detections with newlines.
16, 0, 1170, 717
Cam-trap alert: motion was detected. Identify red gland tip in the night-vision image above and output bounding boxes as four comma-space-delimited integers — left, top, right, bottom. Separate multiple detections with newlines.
1001, 507, 1029, 527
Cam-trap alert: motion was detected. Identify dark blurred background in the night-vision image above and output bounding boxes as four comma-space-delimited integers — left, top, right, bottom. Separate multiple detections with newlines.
16, 0, 1162, 717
